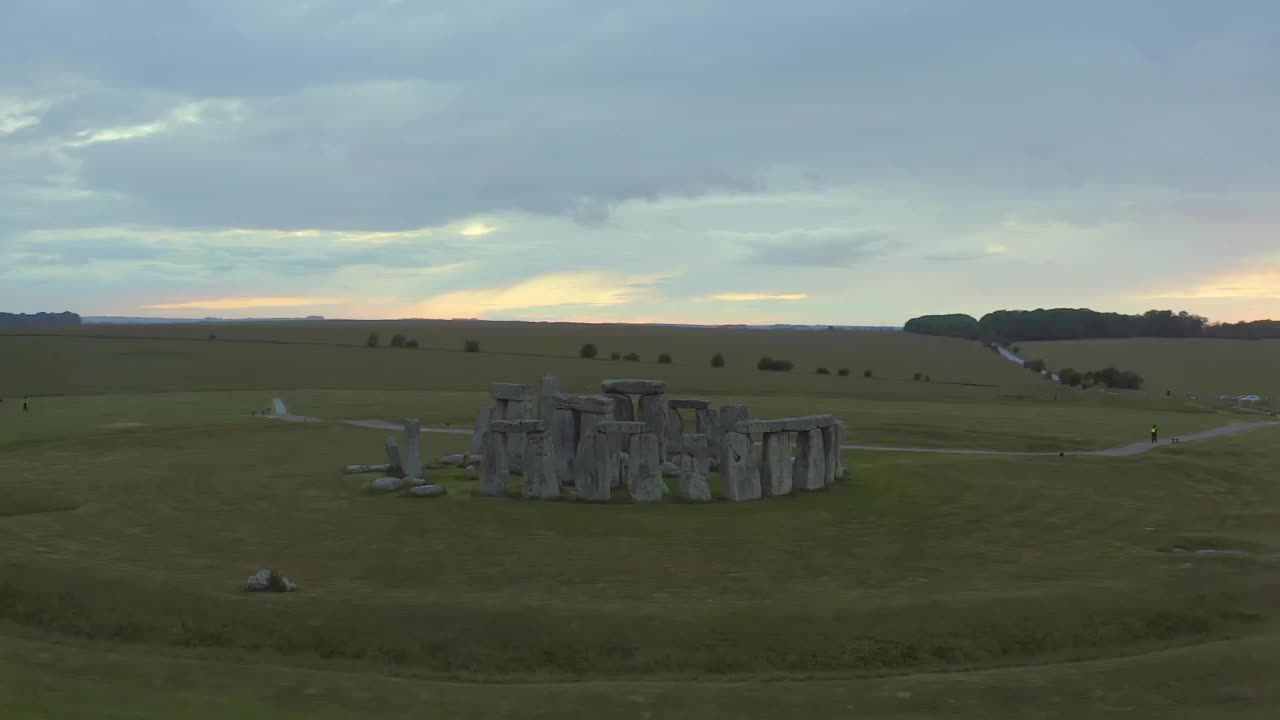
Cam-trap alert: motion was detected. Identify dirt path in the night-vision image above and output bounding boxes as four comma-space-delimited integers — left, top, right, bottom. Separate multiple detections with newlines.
265, 414, 1278, 457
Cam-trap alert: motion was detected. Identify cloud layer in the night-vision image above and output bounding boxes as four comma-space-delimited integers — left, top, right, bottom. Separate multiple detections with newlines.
2, 1, 1279, 322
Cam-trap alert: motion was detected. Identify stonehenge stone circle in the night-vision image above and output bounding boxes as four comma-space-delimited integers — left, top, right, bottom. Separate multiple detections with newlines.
794, 429, 826, 491
601, 379, 666, 395
719, 431, 761, 502
479, 431, 510, 496
627, 433, 664, 503
573, 432, 612, 502
760, 431, 794, 497
550, 407, 577, 485
522, 431, 560, 500
401, 419, 423, 480
384, 437, 402, 474
605, 392, 635, 422
537, 375, 560, 425
471, 407, 492, 454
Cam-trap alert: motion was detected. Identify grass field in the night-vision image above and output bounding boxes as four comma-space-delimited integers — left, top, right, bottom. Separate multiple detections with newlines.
1, 321, 1277, 718
1019, 338, 1280, 404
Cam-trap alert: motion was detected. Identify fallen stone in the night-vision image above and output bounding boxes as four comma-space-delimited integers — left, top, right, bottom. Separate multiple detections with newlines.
597, 420, 647, 434
719, 431, 761, 502
345, 464, 391, 474
668, 398, 712, 410
605, 392, 636, 421
553, 393, 614, 414
406, 477, 430, 487
761, 432, 794, 497
491, 382, 533, 401
439, 454, 467, 466
601, 379, 667, 395
627, 433, 665, 503
409, 484, 447, 497
465, 465, 478, 478
490, 419, 546, 433
794, 429, 826, 491
370, 476, 406, 493
245, 569, 297, 593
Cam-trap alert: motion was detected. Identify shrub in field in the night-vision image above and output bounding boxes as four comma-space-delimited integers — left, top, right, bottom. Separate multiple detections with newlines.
390, 334, 406, 348
837, 368, 850, 376
367, 332, 380, 348
405, 338, 419, 348
624, 352, 641, 362
711, 352, 725, 368
658, 353, 672, 364
757, 357, 794, 372
864, 369, 873, 378
1025, 359, 1047, 373
913, 372, 923, 381
611, 352, 621, 360
817, 367, 831, 375
1058, 368, 1083, 387
464, 339, 480, 353
580, 343, 598, 359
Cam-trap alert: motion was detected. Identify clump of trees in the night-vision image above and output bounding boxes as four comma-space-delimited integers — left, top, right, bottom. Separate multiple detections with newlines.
391, 334, 407, 348
1058, 368, 1084, 387
913, 372, 924, 381
837, 368, 850, 376
658, 353, 672, 364
864, 369, 873, 378
903, 314, 979, 340
405, 338, 419, 348
464, 339, 480, 353
623, 352, 641, 362
207, 333, 217, 341
1085, 367, 1145, 390
711, 353, 725, 368
610, 352, 621, 360
580, 343, 598, 359
757, 357, 794, 372
1025, 359, 1047, 373
367, 332, 379, 348
817, 367, 831, 375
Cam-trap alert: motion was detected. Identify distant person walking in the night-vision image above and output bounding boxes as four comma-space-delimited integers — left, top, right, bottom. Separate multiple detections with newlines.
1151, 424, 1158, 443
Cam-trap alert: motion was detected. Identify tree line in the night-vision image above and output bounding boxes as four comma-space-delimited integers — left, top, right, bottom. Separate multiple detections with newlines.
0, 311, 82, 328
905, 308, 1280, 342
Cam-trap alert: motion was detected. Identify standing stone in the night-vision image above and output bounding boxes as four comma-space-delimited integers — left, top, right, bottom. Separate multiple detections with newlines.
638, 394, 668, 459
503, 399, 529, 469
665, 405, 685, 454
761, 432, 793, 497
470, 407, 492, 454
537, 375, 560, 426
714, 405, 749, 458
696, 407, 719, 455
794, 429, 826, 491
401, 419, 423, 480
719, 431, 760, 502
627, 433, 664, 503
679, 434, 712, 502
821, 424, 839, 487
605, 393, 635, 422
522, 432, 559, 499
835, 421, 847, 479
479, 431, 510, 496
384, 436, 402, 475
573, 432, 612, 502
578, 410, 606, 441
271, 398, 289, 416
550, 407, 577, 485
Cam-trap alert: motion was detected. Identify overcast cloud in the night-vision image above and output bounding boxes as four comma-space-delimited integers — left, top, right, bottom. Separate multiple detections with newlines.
2, 0, 1278, 324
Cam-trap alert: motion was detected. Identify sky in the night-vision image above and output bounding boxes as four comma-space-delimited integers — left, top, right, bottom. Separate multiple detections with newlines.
2, 0, 1278, 325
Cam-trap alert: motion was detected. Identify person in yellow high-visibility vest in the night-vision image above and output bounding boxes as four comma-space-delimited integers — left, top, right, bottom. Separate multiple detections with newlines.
1151, 424, 1158, 443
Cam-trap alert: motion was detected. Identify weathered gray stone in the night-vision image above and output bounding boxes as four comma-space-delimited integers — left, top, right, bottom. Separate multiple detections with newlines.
614, 450, 629, 490
465, 465, 478, 478
666, 404, 686, 451
522, 432, 560, 499
345, 463, 391, 474
401, 419, 423, 479
660, 460, 679, 476
638, 393, 668, 458
246, 569, 297, 592
597, 420, 647, 434
501, 398, 529, 469
601, 379, 667, 395
835, 421, 847, 479
549, 407, 577, 485
470, 407, 492, 454
696, 407, 718, 451
578, 410, 605, 442
714, 405, 749, 457
679, 434, 712, 502
778, 416, 820, 432
479, 431, 510, 496
761, 432, 793, 497
627, 434, 665, 502
537, 375, 560, 425
490, 419, 546, 433
668, 397, 712, 410
370, 476, 406, 493
733, 419, 786, 435
553, 393, 615, 414
409, 484, 447, 497
271, 398, 289, 416
794, 429, 826, 491
822, 424, 839, 487
573, 432, 612, 502
439, 454, 467, 466
491, 382, 532, 401
605, 392, 635, 421
719, 431, 760, 502
407, 477, 431, 487
384, 436, 402, 473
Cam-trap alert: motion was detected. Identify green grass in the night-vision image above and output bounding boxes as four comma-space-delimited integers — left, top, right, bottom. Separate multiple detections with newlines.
1, 321, 1277, 717
1020, 337, 1280, 403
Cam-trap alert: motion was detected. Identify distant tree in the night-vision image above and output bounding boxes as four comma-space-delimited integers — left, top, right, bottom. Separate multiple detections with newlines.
837, 368, 850, 377
757, 356, 795, 372
464, 339, 480, 353
367, 332, 380, 348
925, 375, 932, 382
611, 352, 621, 360
913, 372, 923, 381
864, 369, 873, 378
658, 353, 672, 364
405, 338, 419, 348
390, 333, 406, 348
579, 343, 598, 359
903, 313, 980, 340
1025, 359, 1047, 373
711, 352, 725, 368
816, 367, 831, 375
1058, 368, 1083, 387
623, 352, 641, 362
1011, 345, 1022, 355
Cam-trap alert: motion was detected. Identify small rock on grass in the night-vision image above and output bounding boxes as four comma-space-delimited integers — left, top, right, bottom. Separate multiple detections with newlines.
465, 465, 478, 478
370, 476, 406, 493
410, 484, 448, 498
245, 569, 297, 593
